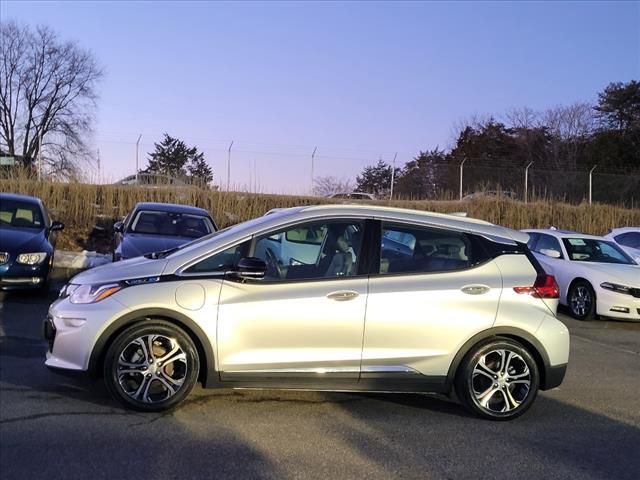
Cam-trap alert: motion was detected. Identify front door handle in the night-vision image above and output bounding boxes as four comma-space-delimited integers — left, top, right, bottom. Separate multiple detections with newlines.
461, 284, 490, 295
326, 290, 359, 301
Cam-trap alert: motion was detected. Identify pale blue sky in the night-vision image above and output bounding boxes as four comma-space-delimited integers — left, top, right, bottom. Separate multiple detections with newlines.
1, 1, 638, 192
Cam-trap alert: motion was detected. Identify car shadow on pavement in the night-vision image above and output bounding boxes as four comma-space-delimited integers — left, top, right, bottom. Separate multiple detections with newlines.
327, 391, 640, 479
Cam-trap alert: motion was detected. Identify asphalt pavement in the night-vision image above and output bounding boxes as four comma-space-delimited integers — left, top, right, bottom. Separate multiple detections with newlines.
1, 271, 639, 480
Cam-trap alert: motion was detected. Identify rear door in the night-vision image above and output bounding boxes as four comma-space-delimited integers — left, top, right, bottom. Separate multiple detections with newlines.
362, 221, 502, 384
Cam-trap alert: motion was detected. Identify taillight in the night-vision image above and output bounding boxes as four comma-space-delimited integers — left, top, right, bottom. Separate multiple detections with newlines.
514, 274, 560, 299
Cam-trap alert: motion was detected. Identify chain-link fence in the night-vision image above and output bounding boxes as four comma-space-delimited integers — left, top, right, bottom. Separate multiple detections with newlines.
395, 162, 640, 207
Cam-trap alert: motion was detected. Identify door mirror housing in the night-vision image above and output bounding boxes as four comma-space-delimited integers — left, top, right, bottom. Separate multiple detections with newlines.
539, 248, 561, 259
50, 221, 64, 232
232, 257, 267, 279
113, 221, 124, 233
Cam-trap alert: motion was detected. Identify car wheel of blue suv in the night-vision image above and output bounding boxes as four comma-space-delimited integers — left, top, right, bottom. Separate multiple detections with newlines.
103, 320, 200, 411
455, 338, 540, 420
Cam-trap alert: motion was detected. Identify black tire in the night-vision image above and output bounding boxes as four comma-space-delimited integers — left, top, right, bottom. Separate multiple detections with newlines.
568, 280, 597, 321
455, 338, 540, 421
103, 320, 199, 411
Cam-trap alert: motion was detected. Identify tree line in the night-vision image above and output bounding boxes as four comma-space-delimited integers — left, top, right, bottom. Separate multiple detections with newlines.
350, 80, 639, 202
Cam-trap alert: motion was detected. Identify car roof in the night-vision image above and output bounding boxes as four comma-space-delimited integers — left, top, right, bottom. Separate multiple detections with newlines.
134, 202, 211, 217
609, 227, 640, 235
0, 192, 43, 206
297, 204, 528, 242
522, 228, 607, 241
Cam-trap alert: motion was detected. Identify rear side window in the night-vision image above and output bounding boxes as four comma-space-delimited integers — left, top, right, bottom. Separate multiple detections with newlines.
533, 234, 563, 258
379, 223, 481, 274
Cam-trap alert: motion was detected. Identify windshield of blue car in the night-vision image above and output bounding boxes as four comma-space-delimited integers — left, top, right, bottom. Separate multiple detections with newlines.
0, 199, 45, 229
562, 238, 635, 265
129, 211, 214, 238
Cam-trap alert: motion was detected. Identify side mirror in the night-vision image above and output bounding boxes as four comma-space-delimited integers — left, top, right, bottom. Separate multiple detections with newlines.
113, 221, 124, 233
232, 257, 267, 279
50, 221, 64, 232
539, 248, 561, 259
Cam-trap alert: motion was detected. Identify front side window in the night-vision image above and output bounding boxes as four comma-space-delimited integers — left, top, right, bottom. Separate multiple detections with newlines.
253, 220, 365, 281
184, 241, 250, 273
526, 232, 540, 251
0, 200, 44, 229
562, 238, 634, 264
615, 232, 640, 249
129, 211, 213, 238
379, 223, 474, 274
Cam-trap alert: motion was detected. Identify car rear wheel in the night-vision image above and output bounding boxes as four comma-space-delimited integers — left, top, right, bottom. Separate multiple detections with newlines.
568, 280, 596, 321
455, 339, 539, 420
103, 320, 199, 411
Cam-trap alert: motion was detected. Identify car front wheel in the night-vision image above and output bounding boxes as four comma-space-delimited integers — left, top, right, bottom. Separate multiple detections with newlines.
103, 320, 199, 411
568, 280, 596, 320
455, 339, 539, 420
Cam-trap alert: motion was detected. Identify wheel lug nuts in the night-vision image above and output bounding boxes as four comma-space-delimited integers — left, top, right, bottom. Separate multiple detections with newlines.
493, 383, 498, 388
146, 374, 151, 378
493, 375, 497, 379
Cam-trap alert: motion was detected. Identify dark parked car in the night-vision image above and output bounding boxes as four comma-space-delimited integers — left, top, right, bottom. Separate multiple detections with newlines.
0, 193, 64, 290
113, 202, 217, 261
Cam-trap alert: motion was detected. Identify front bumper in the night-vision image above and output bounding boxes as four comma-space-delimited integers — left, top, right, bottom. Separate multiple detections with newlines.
0, 258, 49, 289
596, 288, 640, 321
44, 296, 131, 372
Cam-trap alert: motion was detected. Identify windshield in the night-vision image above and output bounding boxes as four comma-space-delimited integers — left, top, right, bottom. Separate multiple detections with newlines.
163, 209, 301, 259
562, 238, 635, 265
129, 210, 214, 238
0, 199, 45, 229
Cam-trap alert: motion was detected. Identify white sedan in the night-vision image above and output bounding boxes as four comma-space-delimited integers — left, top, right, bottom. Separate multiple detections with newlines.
605, 227, 640, 261
523, 229, 640, 321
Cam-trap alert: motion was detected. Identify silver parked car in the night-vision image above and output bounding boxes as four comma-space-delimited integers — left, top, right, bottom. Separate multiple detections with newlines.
45, 205, 569, 420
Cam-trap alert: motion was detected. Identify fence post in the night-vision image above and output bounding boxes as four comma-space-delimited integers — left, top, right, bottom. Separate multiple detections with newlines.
135, 134, 142, 184
459, 158, 467, 201
524, 162, 533, 203
310, 146, 317, 195
589, 165, 597, 205
227, 140, 234, 191
390, 152, 397, 200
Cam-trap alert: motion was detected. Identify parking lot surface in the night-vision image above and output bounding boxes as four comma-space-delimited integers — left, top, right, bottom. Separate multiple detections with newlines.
1, 272, 639, 480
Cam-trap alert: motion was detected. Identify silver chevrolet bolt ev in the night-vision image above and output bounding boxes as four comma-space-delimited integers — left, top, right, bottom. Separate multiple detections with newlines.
45, 205, 569, 420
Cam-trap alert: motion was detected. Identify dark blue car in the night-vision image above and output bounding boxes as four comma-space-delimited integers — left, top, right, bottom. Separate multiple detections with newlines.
113, 202, 217, 261
0, 193, 64, 290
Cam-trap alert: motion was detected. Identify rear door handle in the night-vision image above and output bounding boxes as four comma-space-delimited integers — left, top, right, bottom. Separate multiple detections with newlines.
326, 290, 359, 301
461, 284, 490, 295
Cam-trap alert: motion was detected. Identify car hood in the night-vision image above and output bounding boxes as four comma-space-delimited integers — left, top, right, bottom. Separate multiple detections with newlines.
119, 234, 195, 259
0, 226, 48, 253
70, 256, 169, 285
581, 262, 640, 287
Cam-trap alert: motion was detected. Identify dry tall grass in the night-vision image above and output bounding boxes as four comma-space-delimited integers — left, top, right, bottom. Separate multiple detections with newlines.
2, 176, 638, 252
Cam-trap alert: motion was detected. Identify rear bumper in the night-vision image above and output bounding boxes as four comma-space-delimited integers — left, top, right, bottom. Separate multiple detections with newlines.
542, 363, 567, 390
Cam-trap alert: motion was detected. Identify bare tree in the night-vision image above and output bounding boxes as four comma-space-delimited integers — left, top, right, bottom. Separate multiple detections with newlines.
313, 175, 353, 196
0, 21, 103, 175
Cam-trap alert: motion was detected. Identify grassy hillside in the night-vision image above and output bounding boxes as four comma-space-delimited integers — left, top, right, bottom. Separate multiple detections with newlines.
2, 178, 639, 252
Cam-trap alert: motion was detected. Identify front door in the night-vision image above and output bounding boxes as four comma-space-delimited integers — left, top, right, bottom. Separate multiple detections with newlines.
217, 219, 368, 382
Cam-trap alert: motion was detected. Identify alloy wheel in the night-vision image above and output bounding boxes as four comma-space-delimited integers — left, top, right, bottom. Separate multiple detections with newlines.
570, 286, 592, 317
117, 334, 188, 404
471, 349, 531, 414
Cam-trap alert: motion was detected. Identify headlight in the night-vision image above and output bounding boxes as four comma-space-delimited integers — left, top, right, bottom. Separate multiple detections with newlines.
69, 283, 122, 304
16, 252, 47, 265
600, 282, 632, 294
59, 283, 80, 298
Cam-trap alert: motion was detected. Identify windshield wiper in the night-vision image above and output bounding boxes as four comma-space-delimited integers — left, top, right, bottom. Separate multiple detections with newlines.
145, 247, 180, 259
